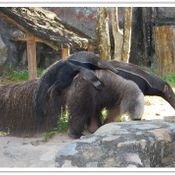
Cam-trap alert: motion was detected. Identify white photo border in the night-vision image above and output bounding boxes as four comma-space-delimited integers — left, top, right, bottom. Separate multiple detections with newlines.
0, 0, 175, 173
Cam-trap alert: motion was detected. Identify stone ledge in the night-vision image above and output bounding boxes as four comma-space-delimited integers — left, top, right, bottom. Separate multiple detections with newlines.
55, 120, 175, 167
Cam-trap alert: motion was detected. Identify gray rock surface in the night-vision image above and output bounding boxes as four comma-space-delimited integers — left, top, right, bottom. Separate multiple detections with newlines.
0, 36, 7, 65
55, 120, 175, 167
0, 19, 20, 68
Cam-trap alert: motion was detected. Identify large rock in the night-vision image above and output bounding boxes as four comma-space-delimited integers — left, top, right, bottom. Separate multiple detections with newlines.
48, 7, 125, 39
0, 19, 22, 72
55, 120, 175, 167
0, 36, 7, 65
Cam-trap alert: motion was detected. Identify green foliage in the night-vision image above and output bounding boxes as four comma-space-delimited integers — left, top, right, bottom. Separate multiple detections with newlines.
161, 74, 175, 87
0, 131, 9, 136
37, 68, 44, 77
100, 108, 108, 122
3, 68, 44, 82
43, 108, 69, 142
4, 69, 28, 81
55, 108, 70, 133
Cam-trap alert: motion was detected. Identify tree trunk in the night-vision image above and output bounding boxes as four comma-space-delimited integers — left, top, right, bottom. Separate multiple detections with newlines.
129, 8, 144, 65
142, 7, 155, 67
111, 7, 123, 61
122, 7, 132, 63
96, 7, 111, 60
153, 26, 175, 76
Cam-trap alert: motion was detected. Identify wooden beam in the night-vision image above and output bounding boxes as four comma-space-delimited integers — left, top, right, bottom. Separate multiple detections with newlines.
27, 36, 37, 80
61, 46, 70, 59
15, 33, 38, 42
15, 33, 59, 51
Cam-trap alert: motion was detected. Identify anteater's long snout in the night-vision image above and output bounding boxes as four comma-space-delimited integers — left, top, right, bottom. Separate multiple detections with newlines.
162, 84, 175, 110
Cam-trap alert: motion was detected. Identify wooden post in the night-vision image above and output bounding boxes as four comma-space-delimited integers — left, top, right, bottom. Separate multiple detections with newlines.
61, 46, 70, 59
87, 45, 95, 52
27, 37, 37, 80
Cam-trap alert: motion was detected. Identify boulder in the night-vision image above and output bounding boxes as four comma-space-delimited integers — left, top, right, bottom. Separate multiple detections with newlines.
55, 120, 175, 167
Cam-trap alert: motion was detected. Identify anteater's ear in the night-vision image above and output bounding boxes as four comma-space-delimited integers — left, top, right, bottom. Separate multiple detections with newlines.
79, 68, 103, 90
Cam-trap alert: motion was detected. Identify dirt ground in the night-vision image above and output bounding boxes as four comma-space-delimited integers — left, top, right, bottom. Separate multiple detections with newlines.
0, 78, 175, 167
143, 95, 175, 121
0, 134, 74, 167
